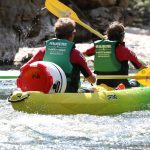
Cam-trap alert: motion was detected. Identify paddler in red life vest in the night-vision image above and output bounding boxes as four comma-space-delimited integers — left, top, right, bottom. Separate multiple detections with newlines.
21, 17, 96, 93
83, 21, 146, 88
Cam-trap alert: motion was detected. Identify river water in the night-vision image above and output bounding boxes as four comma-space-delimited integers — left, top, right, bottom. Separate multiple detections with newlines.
1, 81, 150, 149
1, 94, 150, 149
0, 28, 150, 149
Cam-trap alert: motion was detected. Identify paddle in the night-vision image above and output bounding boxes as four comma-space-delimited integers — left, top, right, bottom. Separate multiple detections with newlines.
45, 0, 106, 39
0, 68, 150, 86
82, 68, 150, 86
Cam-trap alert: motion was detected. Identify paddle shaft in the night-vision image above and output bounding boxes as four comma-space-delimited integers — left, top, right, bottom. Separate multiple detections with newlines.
0, 76, 18, 79
76, 19, 105, 39
82, 74, 150, 86
0, 75, 149, 80
96, 75, 150, 80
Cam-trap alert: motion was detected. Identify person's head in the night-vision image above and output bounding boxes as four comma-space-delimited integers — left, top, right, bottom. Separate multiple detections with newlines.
54, 17, 76, 41
106, 21, 125, 43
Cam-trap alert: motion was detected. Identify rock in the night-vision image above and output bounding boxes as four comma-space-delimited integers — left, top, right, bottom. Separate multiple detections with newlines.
74, 0, 128, 8
117, 0, 128, 8
98, 0, 117, 7
88, 6, 126, 37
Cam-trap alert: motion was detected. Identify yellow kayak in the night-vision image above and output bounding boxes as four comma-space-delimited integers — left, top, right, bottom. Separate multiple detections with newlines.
8, 61, 150, 115
8, 86, 150, 115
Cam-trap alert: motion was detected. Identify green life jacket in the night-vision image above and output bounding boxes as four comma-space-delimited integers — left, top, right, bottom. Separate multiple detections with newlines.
43, 38, 74, 79
94, 40, 121, 73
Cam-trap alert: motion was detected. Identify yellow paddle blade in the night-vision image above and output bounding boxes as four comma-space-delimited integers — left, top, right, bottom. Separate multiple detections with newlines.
45, 0, 106, 39
45, 0, 79, 20
136, 68, 150, 86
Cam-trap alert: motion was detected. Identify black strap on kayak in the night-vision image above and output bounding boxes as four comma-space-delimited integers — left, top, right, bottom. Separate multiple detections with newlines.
8, 93, 30, 103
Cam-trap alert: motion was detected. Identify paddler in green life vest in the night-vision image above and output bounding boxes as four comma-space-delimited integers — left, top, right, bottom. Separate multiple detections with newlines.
83, 21, 146, 89
21, 17, 96, 92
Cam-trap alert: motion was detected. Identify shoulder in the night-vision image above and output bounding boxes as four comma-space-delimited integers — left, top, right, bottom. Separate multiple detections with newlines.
71, 48, 84, 57
39, 47, 46, 53
116, 44, 131, 53
35, 47, 46, 55
70, 48, 86, 63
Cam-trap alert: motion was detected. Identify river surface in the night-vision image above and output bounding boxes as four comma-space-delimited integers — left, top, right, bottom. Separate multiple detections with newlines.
0, 27, 150, 149
0, 80, 150, 150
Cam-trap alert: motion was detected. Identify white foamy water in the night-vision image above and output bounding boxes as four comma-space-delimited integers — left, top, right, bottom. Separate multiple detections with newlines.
125, 27, 150, 67
0, 102, 150, 150
0, 27, 150, 149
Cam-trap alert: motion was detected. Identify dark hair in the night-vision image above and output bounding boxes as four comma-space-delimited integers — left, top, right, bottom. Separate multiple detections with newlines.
106, 21, 125, 43
54, 17, 76, 39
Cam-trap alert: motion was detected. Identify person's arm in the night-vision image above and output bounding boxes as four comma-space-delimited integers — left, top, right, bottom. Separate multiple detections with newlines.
85, 75, 96, 83
82, 45, 96, 56
71, 49, 96, 84
116, 45, 146, 69
21, 47, 46, 70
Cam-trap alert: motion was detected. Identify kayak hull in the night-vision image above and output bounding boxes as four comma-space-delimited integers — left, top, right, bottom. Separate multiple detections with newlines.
9, 87, 150, 115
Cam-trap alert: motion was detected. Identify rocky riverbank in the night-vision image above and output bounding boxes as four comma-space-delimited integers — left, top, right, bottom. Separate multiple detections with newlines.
1, 0, 149, 65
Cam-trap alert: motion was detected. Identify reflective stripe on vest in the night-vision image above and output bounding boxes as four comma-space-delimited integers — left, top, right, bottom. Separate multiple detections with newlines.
94, 40, 121, 72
